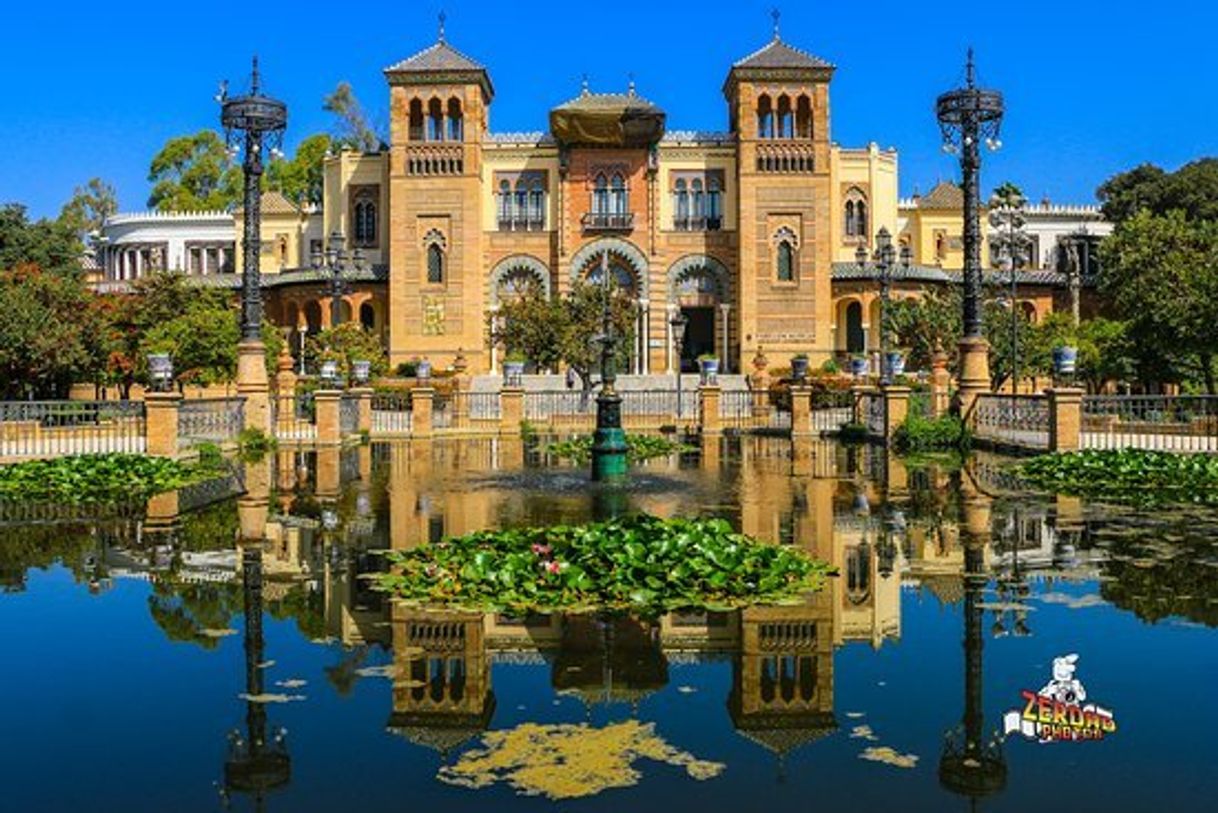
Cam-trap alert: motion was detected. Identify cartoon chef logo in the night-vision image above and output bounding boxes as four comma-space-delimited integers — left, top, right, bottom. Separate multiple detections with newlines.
1003, 654, 1117, 743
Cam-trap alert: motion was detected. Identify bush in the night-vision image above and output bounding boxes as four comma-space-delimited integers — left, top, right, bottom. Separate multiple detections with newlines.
893, 412, 970, 454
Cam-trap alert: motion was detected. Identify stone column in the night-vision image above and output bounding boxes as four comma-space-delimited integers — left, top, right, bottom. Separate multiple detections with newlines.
144, 392, 181, 458
930, 350, 951, 418
1047, 387, 1083, 453
499, 386, 523, 436
350, 386, 374, 435
719, 304, 732, 373
955, 335, 990, 418
412, 386, 435, 439
314, 389, 343, 446
749, 346, 771, 421
237, 339, 271, 436
238, 456, 271, 545
699, 383, 722, 435
882, 384, 910, 443
790, 384, 812, 437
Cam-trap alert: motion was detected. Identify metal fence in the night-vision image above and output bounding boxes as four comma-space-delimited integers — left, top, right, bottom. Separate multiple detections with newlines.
811, 390, 855, 434
1083, 394, 1218, 453
524, 390, 596, 430
0, 400, 146, 459
971, 394, 1050, 452
273, 392, 316, 441
371, 391, 412, 435
177, 397, 245, 450
444, 390, 500, 430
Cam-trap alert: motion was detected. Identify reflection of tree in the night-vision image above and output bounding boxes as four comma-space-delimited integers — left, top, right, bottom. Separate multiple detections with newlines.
177, 500, 239, 551
147, 579, 243, 650
0, 524, 99, 592
1100, 543, 1218, 627
268, 583, 327, 641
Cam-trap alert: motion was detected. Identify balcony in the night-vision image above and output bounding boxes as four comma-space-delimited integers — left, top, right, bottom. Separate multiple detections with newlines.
673, 216, 722, 232
497, 217, 546, 233
581, 212, 634, 233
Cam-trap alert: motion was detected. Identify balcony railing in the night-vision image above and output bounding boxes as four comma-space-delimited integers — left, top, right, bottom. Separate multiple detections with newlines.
673, 216, 722, 232
581, 212, 634, 232
497, 217, 546, 232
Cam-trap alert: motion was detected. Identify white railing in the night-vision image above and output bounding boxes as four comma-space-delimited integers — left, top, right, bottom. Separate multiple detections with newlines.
0, 400, 145, 459
1083, 395, 1218, 453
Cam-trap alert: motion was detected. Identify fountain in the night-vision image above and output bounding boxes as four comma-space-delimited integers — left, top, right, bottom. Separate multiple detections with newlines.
590, 250, 628, 484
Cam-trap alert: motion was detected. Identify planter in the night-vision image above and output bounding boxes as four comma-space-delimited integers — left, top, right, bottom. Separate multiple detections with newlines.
351, 359, 372, 385
849, 357, 869, 378
319, 360, 340, 388
884, 352, 906, 379
503, 360, 525, 387
698, 357, 720, 385
415, 359, 432, 381
1052, 346, 1078, 377
790, 356, 810, 382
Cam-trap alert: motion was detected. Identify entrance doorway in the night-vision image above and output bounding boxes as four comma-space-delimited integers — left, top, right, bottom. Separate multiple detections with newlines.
680, 306, 715, 371
845, 302, 865, 353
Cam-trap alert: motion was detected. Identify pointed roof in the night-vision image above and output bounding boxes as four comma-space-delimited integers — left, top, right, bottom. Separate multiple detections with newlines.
919, 181, 965, 210
383, 34, 493, 99
234, 190, 300, 216
724, 33, 835, 98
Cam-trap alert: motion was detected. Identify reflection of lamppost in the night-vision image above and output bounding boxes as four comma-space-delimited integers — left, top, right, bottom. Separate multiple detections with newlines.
936, 49, 1004, 409
855, 227, 912, 384
670, 311, 689, 417
989, 192, 1032, 395
310, 230, 365, 328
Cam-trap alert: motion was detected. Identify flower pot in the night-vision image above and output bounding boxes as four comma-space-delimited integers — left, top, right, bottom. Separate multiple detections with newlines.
503, 360, 525, 387
884, 352, 906, 379
790, 356, 809, 382
319, 360, 339, 387
698, 357, 720, 385
415, 359, 432, 380
1052, 346, 1078, 377
849, 357, 869, 378
351, 359, 371, 385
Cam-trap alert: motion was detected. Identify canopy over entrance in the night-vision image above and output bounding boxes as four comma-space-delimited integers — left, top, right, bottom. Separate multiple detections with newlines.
549, 85, 666, 147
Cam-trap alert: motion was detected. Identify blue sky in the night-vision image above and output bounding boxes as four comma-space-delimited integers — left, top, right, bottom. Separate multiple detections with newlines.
2, 0, 1215, 219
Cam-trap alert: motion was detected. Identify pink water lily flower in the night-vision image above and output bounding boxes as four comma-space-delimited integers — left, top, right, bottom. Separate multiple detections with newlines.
531, 543, 552, 556
543, 560, 562, 574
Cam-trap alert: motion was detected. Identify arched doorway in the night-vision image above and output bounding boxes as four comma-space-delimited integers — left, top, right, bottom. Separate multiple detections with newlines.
488, 255, 552, 374
570, 239, 649, 374
359, 302, 376, 330
845, 302, 865, 353
667, 255, 731, 373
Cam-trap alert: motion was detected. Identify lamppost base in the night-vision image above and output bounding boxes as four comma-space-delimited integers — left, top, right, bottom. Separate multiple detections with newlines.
237, 338, 271, 435
591, 393, 628, 483
954, 336, 991, 418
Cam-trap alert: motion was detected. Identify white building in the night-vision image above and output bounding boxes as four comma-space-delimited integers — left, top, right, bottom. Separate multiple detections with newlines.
94, 210, 236, 290
1015, 199, 1112, 276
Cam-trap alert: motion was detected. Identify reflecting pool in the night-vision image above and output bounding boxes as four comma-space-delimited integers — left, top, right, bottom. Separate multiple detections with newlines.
1, 437, 1216, 811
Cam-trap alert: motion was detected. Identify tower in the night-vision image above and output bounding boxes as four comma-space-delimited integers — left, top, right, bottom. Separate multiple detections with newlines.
385, 20, 492, 369
724, 16, 835, 365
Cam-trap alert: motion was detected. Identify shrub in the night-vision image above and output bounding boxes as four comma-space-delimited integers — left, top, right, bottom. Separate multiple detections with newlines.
893, 412, 970, 454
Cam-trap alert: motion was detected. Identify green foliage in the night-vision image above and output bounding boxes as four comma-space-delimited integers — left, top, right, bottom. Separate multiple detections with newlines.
305, 322, 387, 381
195, 442, 224, 469
0, 203, 82, 274
374, 514, 832, 614
147, 130, 242, 212
1016, 449, 1218, 507
1099, 210, 1218, 392
887, 288, 960, 371
893, 412, 970, 454
1030, 313, 1135, 392
838, 422, 869, 444
0, 453, 220, 504
323, 81, 384, 152
545, 434, 694, 464
1097, 158, 1218, 224
142, 297, 239, 386
58, 177, 117, 239
237, 427, 276, 460
492, 282, 637, 389
266, 133, 331, 206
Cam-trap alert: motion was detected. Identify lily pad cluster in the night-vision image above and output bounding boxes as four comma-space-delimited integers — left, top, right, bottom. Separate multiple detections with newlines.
374, 515, 831, 614
1016, 449, 1218, 506
545, 434, 694, 464
0, 453, 219, 504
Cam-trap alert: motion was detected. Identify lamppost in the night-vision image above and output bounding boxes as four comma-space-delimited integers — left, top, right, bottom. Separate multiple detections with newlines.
670, 311, 689, 420
591, 252, 627, 483
936, 49, 1004, 411
220, 57, 287, 433
310, 229, 365, 328
855, 227, 912, 385
989, 192, 1032, 394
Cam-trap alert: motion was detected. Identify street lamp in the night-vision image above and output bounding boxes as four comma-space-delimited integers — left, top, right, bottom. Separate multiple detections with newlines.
936, 49, 1004, 405
669, 311, 689, 419
310, 229, 365, 328
855, 227, 912, 385
219, 57, 287, 341
989, 192, 1032, 395
590, 251, 627, 482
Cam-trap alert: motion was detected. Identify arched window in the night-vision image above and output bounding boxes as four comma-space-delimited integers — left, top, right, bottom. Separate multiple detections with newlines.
426, 243, 444, 284
692, 178, 704, 221
796, 95, 812, 139
707, 177, 722, 228
844, 188, 868, 240
593, 174, 608, 215
528, 179, 545, 229
777, 240, 795, 282
408, 99, 424, 141
353, 194, 377, 247
514, 179, 528, 225
446, 98, 463, 141
609, 174, 627, 215
498, 179, 511, 227
777, 95, 793, 138
427, 98, 443, 141
845, 200, 857, 237
674, 179, 689, 225
857, 201, 867, 238
757, 94, 774, 139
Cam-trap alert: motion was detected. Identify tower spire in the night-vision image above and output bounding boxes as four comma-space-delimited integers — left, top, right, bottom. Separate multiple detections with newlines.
771, 8, 781, 40
438, 10, 446, 43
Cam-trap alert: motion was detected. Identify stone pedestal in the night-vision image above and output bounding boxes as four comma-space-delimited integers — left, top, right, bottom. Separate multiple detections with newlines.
1047, 387, 1084, 452
699, 384, 722, 435
412, 387, 435, 438
237, 339, 270, 435
238, 456, 271, 544
881, 384, 911, 442
955, 336, 990, 418
144, 392, 181, 457
930, 350, 951, 418
314, 389, 343, 446
350, 387, 373, 435
499, 387, 523, 436
790, 384, 812, 437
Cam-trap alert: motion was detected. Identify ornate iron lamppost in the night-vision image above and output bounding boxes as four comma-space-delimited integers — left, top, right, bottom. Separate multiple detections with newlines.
670, 311, 689, 419
855, 227, 912, 385
591, 252, 628, 482
310, 229, 365, 328
220, 57, 287, 433
936, 49, 1004, 412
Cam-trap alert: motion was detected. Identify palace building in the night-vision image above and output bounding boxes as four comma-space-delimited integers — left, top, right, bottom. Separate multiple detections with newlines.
93, 22, 1107, 376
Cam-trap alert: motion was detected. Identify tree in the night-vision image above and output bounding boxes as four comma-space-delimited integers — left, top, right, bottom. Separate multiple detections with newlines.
141, 300, 240, 387
1031, 313, 1135, 393
0, 265, 103, 398
323, 82, 384, 152
1099, 210, 1218, 392
0, 204, 82, 274
147, 130, 241, 211
305, 322, 387, 381
266, 133, 331, 206
990, 180, 1026, 209
59, 177, 118, 239
1097, 159, 1218, 224
492, 282, 636, 392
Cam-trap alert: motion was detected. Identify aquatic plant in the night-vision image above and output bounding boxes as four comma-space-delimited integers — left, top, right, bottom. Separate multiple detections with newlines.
374, 514, 831, 614
545, 434, 694, 464
0, 453, 221, 504
1016, 449, 1218, 506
